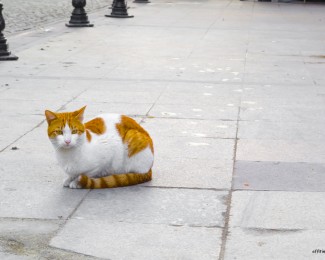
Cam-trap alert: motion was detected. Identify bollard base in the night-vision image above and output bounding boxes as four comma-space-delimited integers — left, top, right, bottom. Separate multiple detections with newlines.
109, 6, 130, 9
133, 0, 150, 2
66, 23, 94, 27
105, 14, 134, 18
0, 54, 18, 61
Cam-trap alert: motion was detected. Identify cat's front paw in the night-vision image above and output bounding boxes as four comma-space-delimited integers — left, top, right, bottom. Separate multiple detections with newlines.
69, 179, 82, 189
63, 177, 73, 187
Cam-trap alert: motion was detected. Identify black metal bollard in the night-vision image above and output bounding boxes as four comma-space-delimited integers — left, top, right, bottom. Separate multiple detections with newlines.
110, 0, 130, 9
133, 0, 150, 3
106, 0, 134, 18
0, 3, 18, 61
66, 0, 94, 27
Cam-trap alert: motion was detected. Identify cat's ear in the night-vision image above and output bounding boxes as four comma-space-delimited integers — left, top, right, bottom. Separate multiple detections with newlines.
73, 106, 86, 122
45, 110, 57, 125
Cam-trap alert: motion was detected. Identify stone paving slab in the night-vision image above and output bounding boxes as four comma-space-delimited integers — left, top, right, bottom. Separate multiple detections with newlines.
224, 228, 325, 260
0, 115, 43, 152
150, 157, 233, 190
237, 139, 325, 163
2, 34, 96, 68
0, 78, 87, 102
143, 117, 237, 139
229, 191, 325, 230
306, 62, 325, 85
238, 120, 325, 141
159, 65, 244, 83
37, 64, 111, 79
163, 82, 244, 94
81, 80, 167, 93
0, 219, 97, 259
154, 135, 235, 160
0, 219, 61, 248
0, 131, 87, 219
157, 91, 241, 106
149, 103, 239, 120
64, 100, 153, 118
51, 185, 227, 258
72, 186, 227, 228
0, 148, 60, 182
51, 220, 222, 260
77, 89, 162, 104
240, 83, 325, 99
0, 180, 87, 219
168, 58, 245, 77
240, 95, 325, 108
0, 100, 62, 117
233, 161, 325, 192
226, 187, 325, 260
240, 105, 325, 122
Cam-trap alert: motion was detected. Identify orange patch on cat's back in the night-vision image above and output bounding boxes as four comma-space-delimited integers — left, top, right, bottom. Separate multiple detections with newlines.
84, 117, 106, 142
116, 115, 154, 157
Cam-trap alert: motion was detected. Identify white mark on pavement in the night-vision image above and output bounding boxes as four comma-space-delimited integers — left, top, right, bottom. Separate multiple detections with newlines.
162, 112, 177, 116
188, 142, 210, 146
217, 125, 228, 128
243, 101, 256, 105
193, 133, 207, 137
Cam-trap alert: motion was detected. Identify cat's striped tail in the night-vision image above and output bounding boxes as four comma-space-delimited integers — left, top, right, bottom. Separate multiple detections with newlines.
77, 170, 152, 189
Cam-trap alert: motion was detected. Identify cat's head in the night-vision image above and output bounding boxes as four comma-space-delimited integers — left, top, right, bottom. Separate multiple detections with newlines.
45, 106, 86, 150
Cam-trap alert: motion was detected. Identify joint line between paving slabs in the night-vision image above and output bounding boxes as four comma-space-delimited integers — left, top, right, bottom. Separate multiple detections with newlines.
49, 189, 92, 249
0, 120, 45, 153
48, 89, 92, 228
50, 245, 106, 260
218, 103, 241, 260
67, 189, 91, 220
143, 82, 169, 120
56, 86, 89, 112
0, 74, 246, 86
142, 185, 229, 192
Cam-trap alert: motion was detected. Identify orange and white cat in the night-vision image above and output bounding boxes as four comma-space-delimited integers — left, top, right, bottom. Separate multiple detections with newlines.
45, 106, 154, 189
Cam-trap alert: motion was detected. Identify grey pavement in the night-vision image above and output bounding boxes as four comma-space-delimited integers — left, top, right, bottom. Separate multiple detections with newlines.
1, 0, 325, 259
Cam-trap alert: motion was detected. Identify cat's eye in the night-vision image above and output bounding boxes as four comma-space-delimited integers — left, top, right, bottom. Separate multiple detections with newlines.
71, 129, 78, 134
55, 130, 63, 135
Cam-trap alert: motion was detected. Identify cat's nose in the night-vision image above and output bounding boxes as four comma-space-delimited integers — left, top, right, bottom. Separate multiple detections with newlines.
65, 140, 71, 144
